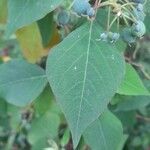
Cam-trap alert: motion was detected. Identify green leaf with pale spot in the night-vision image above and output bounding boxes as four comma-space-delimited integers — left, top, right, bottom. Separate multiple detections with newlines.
83, 110, 123, 150
6, 0, 63, 36
46, 20, 125, 148
0, 59, 47, 106
118, 63, 150, 95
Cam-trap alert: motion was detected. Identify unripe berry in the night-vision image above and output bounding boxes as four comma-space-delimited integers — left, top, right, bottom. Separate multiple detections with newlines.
121, 28, 136, 43
72, 0, 91, 16
108, 32, 120, 43
137, 4, 144, 11
133, 8, 145, 21
132, 0, 144, 4
57, 10, 70, 26
86, 7, 95, 18
131, 21, 146, 37
100, 32, 108, 42
99, 32, 120, 43
133, 4, 145, 21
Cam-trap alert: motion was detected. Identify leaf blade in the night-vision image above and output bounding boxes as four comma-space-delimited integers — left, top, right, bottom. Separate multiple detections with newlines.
118, 63, 149, 95
83, 110, 123, 150
6, 0, 63, 36
0, 59, 47, 106
46, 21, 125, 147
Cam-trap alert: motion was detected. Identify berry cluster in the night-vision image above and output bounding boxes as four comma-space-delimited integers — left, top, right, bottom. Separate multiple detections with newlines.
121, 0, 146, 43
99, 32, 120, 43
98, 0, 146, 44
56, 0, 147, 44
72, 0, 95, 18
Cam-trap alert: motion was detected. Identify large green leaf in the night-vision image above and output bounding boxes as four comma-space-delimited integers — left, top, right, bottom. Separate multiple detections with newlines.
83, 110, 123, 150
0, 59, 47, 106
6, 0, 63, 36
46, 20, 125, 147
118, 63, 149, 95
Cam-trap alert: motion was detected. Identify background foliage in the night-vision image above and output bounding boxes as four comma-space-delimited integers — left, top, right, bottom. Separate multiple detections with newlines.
0, 0, 150, 150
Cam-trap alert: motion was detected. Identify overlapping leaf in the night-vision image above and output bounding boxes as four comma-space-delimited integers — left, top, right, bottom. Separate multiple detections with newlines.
83, 110, 123, 150
6, 0, 63, 36
0, 59, 47, 106
16, 23, 45, 63
46, 20, 125, 147
118, 63, 149, 95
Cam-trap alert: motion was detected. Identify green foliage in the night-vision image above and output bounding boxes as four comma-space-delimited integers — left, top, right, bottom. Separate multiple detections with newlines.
84, 110, 123, 150
0, 59, 47, 106
46, 21, 125, 147
0, 0, 150, 149
118, 63, 149, 95
6, 0, 63, 36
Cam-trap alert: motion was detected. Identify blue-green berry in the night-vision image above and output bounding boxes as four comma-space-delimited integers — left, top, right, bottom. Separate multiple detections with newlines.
131, 21, 146, 37
72, 0, 91, 16
133, 8, 145, 21
121, 28, 136, 43
86, 7, 95, 18
132, 0, 144, 4
100, 32, 108, 42
57, 10, 70, 26
133, 4, 145, 21
108, 32, 120, 43
137, 4, 144, 11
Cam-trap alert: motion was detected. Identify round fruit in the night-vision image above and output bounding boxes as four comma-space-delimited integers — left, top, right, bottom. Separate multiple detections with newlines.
121, 28, 136, 43
132, 0, 144, 4
86, 7, 95, 18
57, 10, 70, 26
136, 4, 144, 11
110, 33, 120, 42
133, 8, 145, 21
100, 32, 108, 41
72, 0, 91, 16
131, 21, 146, 37
133, 4, 145, 21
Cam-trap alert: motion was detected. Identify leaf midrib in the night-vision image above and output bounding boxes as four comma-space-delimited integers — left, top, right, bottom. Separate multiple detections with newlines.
75, 22, 94, 140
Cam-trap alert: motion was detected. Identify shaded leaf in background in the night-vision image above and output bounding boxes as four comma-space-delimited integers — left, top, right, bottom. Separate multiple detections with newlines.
115, 111, 136, 127
37, 12, 55, 47
116, 95, 150, 111
6, 0, 63, 36
0, 59, 47, 106
145, 14, 150, 33
16, 23, 45, 63
83, 110, 123, 150
0, 0, 7, 24
46, 21, 125, 147
28, 111, 60, 146
118, 63, 149, 95
0, 98, 7, 116
7, 104, 21, 130
34, 86, 61, 116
